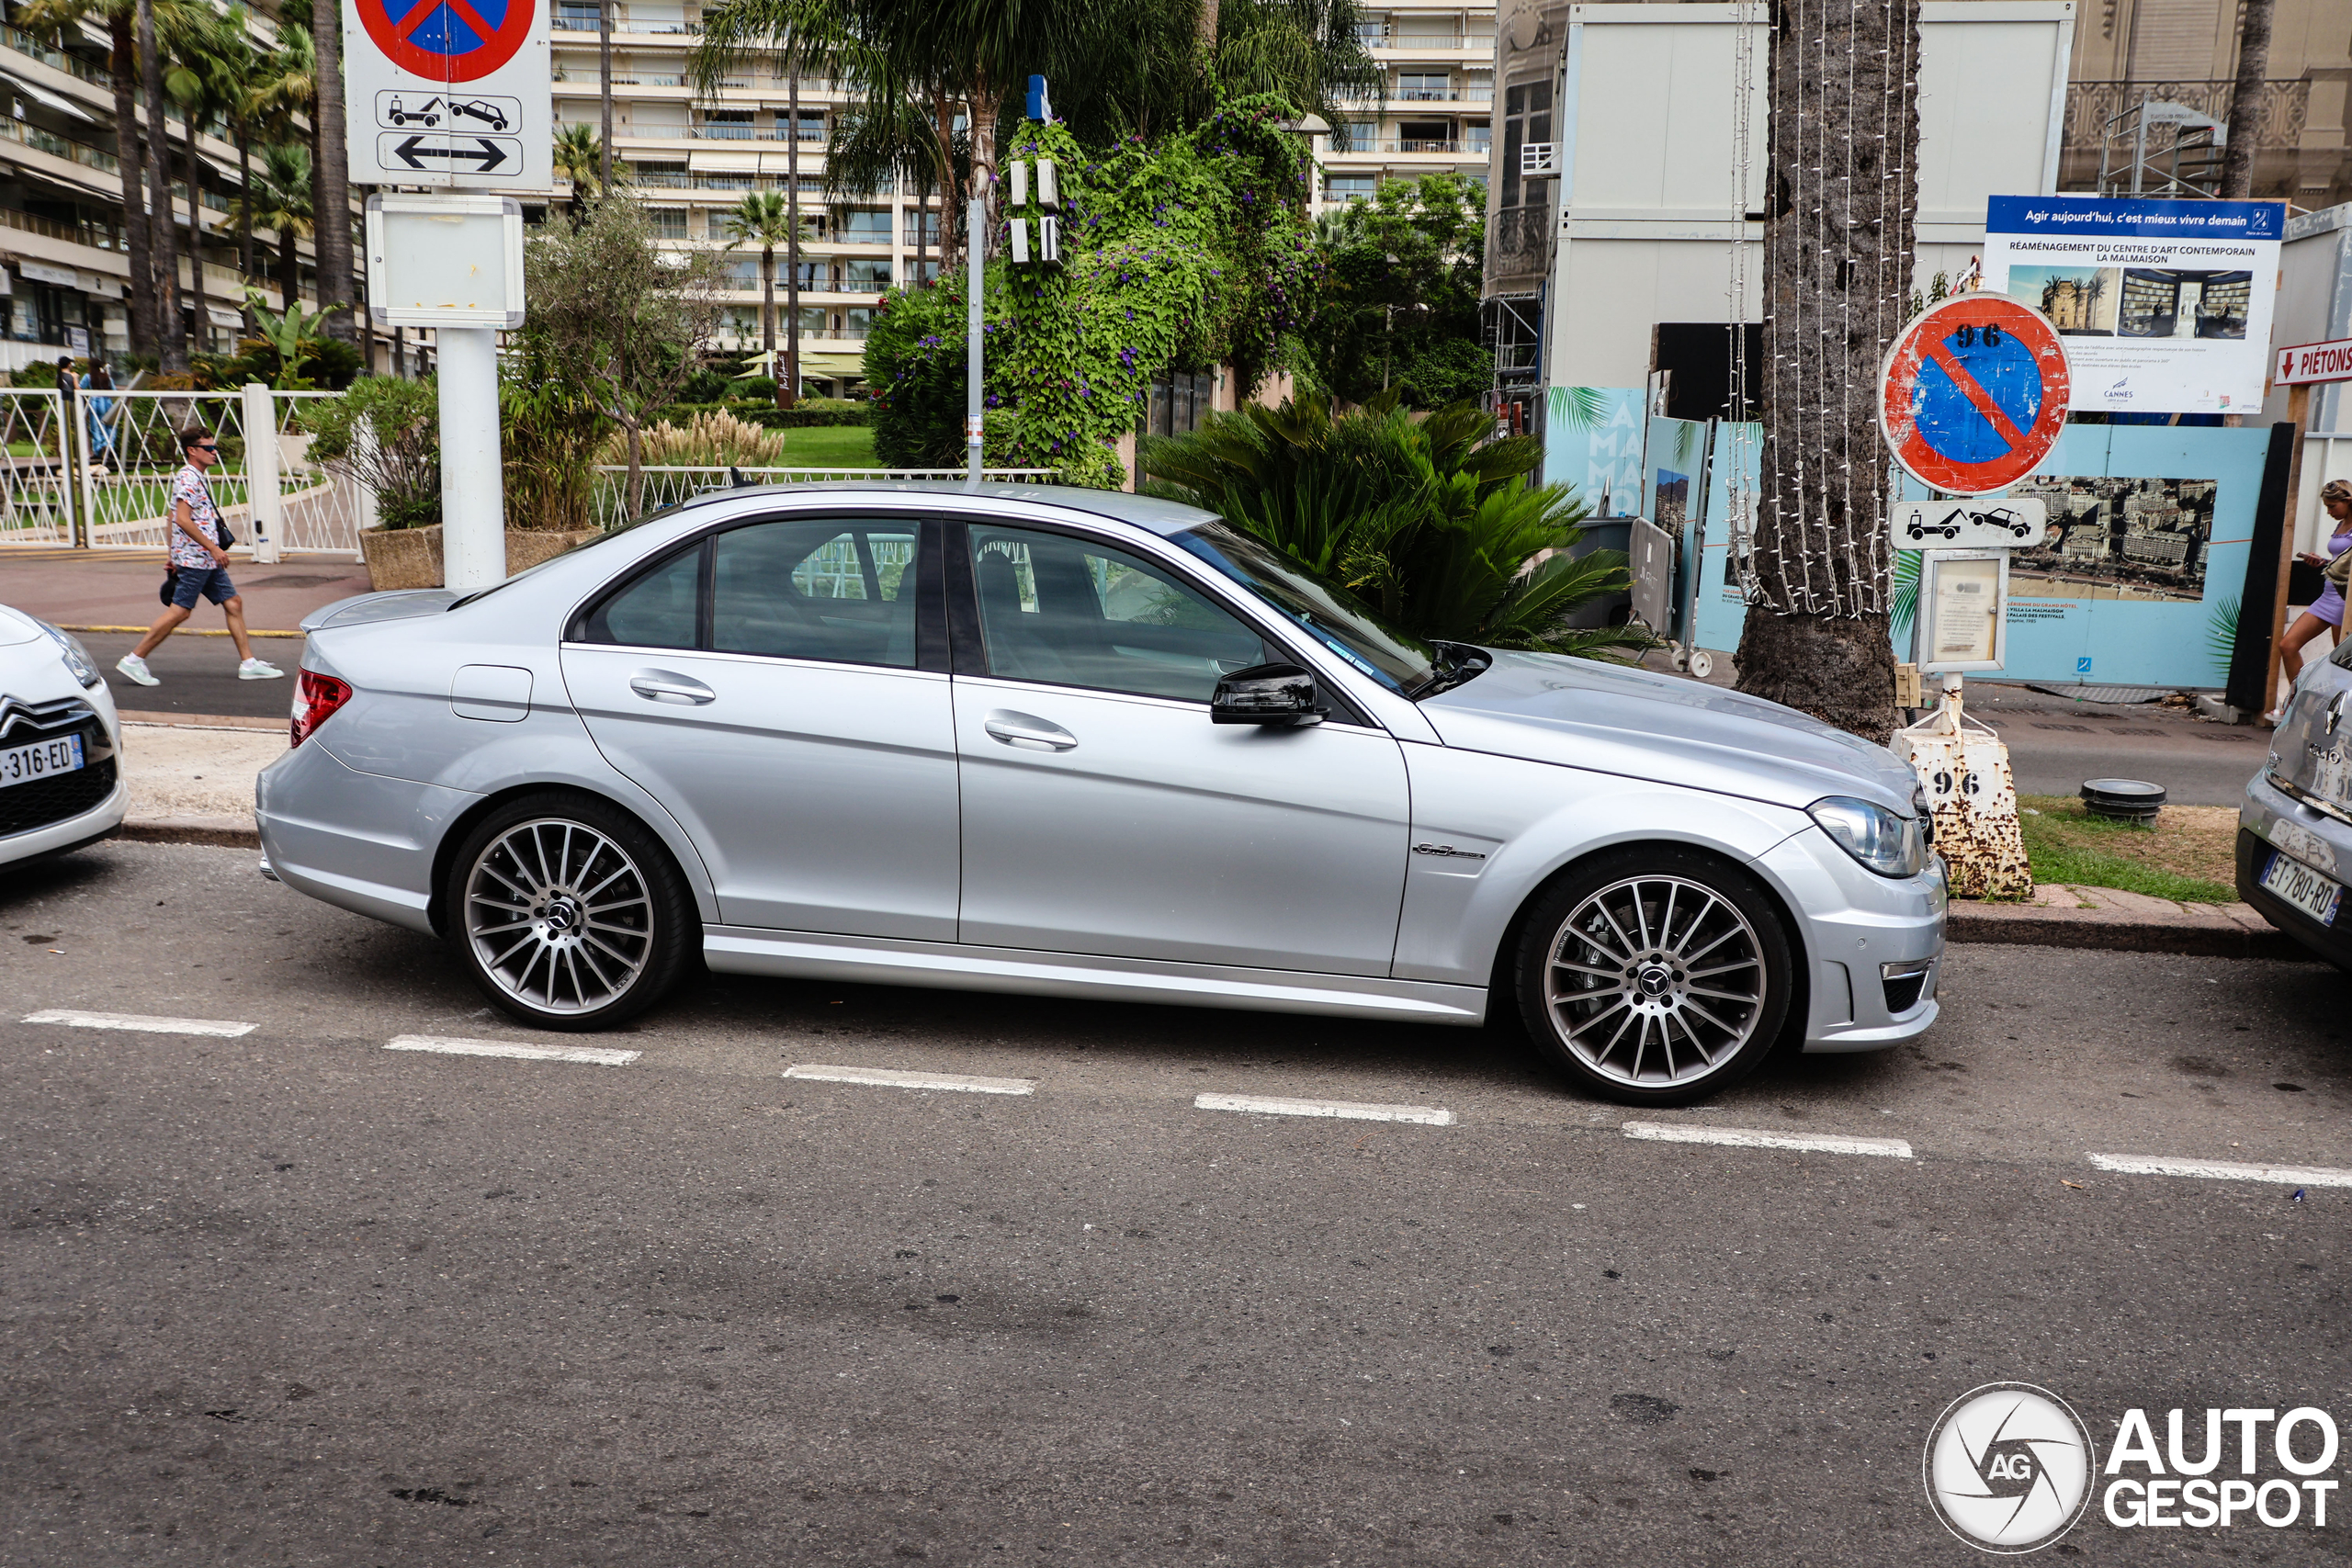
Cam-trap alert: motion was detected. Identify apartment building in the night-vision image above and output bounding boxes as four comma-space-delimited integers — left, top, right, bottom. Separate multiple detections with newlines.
0, 9, 304, 372
549, 0, 947, 396
1316, 3, 1496, 208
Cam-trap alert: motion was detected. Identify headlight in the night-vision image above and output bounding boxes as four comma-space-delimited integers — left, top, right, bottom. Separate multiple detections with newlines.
37, 620, 102, 689
1810, 795, 1926, 878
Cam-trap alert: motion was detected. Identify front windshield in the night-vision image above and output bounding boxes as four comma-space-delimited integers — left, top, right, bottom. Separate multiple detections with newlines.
1172, 521, 1437, 694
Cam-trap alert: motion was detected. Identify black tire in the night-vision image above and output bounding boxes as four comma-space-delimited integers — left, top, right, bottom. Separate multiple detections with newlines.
1513, 845, 1793, 1106
441, 791, 696, 1032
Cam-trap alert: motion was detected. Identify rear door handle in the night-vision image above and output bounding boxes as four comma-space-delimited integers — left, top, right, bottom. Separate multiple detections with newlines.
629, 669, 716, 705
984, 710, 1078, 751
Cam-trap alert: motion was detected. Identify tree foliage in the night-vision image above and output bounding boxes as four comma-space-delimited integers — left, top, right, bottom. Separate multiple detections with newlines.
1299, 172, 1489, 408
304, 374, 441, 529
865, 96, 1317, 485
1146, 394, 1646, 659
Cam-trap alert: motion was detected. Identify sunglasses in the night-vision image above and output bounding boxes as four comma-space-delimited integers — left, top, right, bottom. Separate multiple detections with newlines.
188, 443, 218, 453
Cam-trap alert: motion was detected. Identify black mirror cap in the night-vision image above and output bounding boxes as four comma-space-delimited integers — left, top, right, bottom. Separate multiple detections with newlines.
1211, 662, 1323, 726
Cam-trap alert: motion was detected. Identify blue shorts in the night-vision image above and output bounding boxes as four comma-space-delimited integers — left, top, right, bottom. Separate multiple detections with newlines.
171, 565, 236, 609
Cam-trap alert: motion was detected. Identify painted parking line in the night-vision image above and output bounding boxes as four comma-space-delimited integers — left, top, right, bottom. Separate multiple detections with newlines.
2087, 1153, 2352, 1189
784, 1064, 1035, 1095
1623, 1121, 1914, 1159
1194, 1092, 1455, 1126
23, 1009, 255, 1038
386, 1034, 640, 1066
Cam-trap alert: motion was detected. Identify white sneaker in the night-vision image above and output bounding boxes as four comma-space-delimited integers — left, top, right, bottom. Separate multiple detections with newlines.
115, 652, 158, 686
238, 657, 285, 681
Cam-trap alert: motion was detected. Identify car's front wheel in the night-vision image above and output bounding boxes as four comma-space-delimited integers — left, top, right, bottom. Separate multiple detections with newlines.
1514, 848, 1792, 1105
443, 793, 695, 1031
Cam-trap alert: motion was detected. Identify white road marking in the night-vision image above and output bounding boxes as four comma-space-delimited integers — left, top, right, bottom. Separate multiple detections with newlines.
1622, 1121, 1914, 1159
1193, 1092, 1454, 1126
24, 1009, 254, 1038
784, 1064, 1035, 1095
386, 1034, 639, 1066
2087, 1153, 2352, 1189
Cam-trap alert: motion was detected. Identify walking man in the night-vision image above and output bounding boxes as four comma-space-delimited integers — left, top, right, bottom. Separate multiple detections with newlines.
116, 426, 282, 686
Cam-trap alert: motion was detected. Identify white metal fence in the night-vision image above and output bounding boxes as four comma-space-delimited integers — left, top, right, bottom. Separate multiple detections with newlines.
590, 465, 1061, 527
73, 386, 369, 558
0, 388, 79, 548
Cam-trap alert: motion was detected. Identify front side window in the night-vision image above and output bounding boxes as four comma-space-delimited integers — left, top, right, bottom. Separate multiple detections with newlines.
968, 525, 1270, 702
1171, 522, 1437, 694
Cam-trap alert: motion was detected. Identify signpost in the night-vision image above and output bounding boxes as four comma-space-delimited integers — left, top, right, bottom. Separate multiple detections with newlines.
344, 0, 550, 592
2260, 338, 2352, 715
1879, 292, 2072, 899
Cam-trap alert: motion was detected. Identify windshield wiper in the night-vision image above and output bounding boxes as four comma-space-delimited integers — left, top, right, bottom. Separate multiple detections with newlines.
1405, 641, 1491, 701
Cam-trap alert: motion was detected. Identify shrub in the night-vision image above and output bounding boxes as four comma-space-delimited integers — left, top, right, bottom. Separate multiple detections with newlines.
729, 375, 776, 401
304, 375, 442, 530
603, 408, 785, 468
678, 367, 731, 404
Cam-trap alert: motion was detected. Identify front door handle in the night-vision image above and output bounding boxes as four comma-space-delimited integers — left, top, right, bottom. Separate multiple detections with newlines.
984, 710, 1078, 751
629, 669, 717, 705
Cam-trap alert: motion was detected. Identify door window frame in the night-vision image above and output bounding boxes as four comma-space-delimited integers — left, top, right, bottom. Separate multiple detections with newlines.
567, 514, 949, 674
941, 516, 1374, 725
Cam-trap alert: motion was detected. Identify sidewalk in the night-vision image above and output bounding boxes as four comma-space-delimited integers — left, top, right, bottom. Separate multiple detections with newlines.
110, 715, 2306, 961
2, 549, 368, 634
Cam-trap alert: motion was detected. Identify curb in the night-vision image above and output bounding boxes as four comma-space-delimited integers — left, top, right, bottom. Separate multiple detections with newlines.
63, 624, 305, 638
119, 817, 261, 850
1947, 895, 2314, 962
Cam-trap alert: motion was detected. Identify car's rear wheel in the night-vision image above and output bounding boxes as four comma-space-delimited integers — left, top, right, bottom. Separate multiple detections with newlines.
1514, 848, 1792, 1105
444, 794, 695, 1031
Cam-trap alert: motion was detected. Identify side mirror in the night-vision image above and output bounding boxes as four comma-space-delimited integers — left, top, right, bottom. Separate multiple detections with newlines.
1212, 662, 1323, 727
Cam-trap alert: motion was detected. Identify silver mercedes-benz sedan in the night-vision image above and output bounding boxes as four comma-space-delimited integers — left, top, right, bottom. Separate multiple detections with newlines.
259, 482, 1943, 1104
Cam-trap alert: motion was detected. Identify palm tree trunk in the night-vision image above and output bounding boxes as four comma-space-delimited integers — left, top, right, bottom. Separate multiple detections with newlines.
783, 66, 799, 410
184, 134, 208, 359
1732, 0, 1919, 744
761, 242, 775, 362
968, 77, 1001, 258
107, 12, 155, 356
138, 0, 185, 370
598, 0, 613, 194
2220, 0, 2274, 198
237, 126, 255, 333
311, 0, 355, 342
281, 222, 299, 316
308, 114, 323, 304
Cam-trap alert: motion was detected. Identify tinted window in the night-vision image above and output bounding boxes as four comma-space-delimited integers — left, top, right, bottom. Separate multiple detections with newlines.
713, 519, 919, 667
1171, 522, 1437, 694
582, 544, 700, 649
968, 525, 1269, 702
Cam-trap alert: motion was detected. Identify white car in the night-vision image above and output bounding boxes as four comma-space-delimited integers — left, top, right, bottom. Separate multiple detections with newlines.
0, 604, 124, 866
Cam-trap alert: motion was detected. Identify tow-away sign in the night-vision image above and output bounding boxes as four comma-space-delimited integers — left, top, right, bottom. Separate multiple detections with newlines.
343, 0, 549, 190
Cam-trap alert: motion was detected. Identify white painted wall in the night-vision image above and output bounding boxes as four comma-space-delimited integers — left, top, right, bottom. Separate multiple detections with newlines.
1544, 1, 2076, 389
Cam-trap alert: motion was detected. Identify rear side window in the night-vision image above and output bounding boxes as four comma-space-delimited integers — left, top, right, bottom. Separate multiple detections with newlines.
581, 545, 700, 648
713, 520, 919, 667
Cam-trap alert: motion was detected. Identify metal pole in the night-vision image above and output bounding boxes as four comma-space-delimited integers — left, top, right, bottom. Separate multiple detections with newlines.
437, 326, 505, 592
966, 185, 985, 484
242, 381, 282, 564
2132, 90, 2148, 196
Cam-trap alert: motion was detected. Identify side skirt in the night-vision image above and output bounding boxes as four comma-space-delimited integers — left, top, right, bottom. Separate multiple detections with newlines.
703, 927, 1489, 1026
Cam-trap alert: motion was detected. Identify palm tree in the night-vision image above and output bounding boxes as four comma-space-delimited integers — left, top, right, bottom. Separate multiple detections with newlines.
554, 122, 618, 220
229, 142, 312, 318
721, 189, 792, 371
16, 0, 156, 354
136, 0, 185, 368
310, 0, 354, 343
163, 6, 249, 356
245, 20, 314, 306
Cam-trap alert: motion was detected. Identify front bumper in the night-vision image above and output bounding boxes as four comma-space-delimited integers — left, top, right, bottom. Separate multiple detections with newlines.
1751, 826, 1946, 1052
2237, 770, 2352, 966
0, 773, 125, 865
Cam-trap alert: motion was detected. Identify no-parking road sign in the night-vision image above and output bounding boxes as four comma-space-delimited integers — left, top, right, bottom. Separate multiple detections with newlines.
343, 0, 548, 189
1879, 293, 2071, 497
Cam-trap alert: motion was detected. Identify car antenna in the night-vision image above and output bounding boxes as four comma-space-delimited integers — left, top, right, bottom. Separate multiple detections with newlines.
729, 465, 748, 488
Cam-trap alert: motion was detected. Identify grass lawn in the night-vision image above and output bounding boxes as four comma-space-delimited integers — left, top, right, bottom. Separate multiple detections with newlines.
2014, 792, 2238, 903
772, 424, 878, 468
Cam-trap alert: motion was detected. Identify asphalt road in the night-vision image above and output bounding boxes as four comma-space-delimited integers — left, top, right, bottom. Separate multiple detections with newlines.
76, 629, 299, 723
3, 841, 2346, 1565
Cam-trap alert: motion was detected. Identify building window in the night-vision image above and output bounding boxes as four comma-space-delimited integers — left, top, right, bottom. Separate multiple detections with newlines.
841, 209, 891, 242
1327, 175, 1376, 203
1143, 370, 1217, 438
555, 0, 597, 30
842, 307, 876, 339
702, 108, 754, 140
1397, 120, 1453, 152
1500, 80, 1553, 211
647, 207, 688, 239
842, 259, 892, 288
1397, 73, 1450, 101
1466, 120, 1491, 152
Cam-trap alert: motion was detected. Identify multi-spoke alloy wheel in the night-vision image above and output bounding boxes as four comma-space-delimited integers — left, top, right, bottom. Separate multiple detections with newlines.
1516, 852, 1790, 1104
445, 795, 692, 1029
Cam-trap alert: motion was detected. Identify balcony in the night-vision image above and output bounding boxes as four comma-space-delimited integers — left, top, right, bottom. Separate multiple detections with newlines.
1, 25, 114, 91
0, 203, 124, 254
2064, 79, 2312, 151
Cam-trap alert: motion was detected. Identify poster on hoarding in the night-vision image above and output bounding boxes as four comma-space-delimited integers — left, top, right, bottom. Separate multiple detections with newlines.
1979, 195, 2285, 416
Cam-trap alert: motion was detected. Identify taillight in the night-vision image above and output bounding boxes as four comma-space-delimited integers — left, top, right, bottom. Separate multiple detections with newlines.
290, 669, 353, 748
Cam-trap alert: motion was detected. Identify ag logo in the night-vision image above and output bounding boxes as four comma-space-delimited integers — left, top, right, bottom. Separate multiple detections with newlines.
1924, 1382, 2097, 1553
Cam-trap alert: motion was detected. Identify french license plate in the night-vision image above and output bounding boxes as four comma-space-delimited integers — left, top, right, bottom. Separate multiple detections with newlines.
2261, 850, 2342, 928
0, 732, 83, 789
